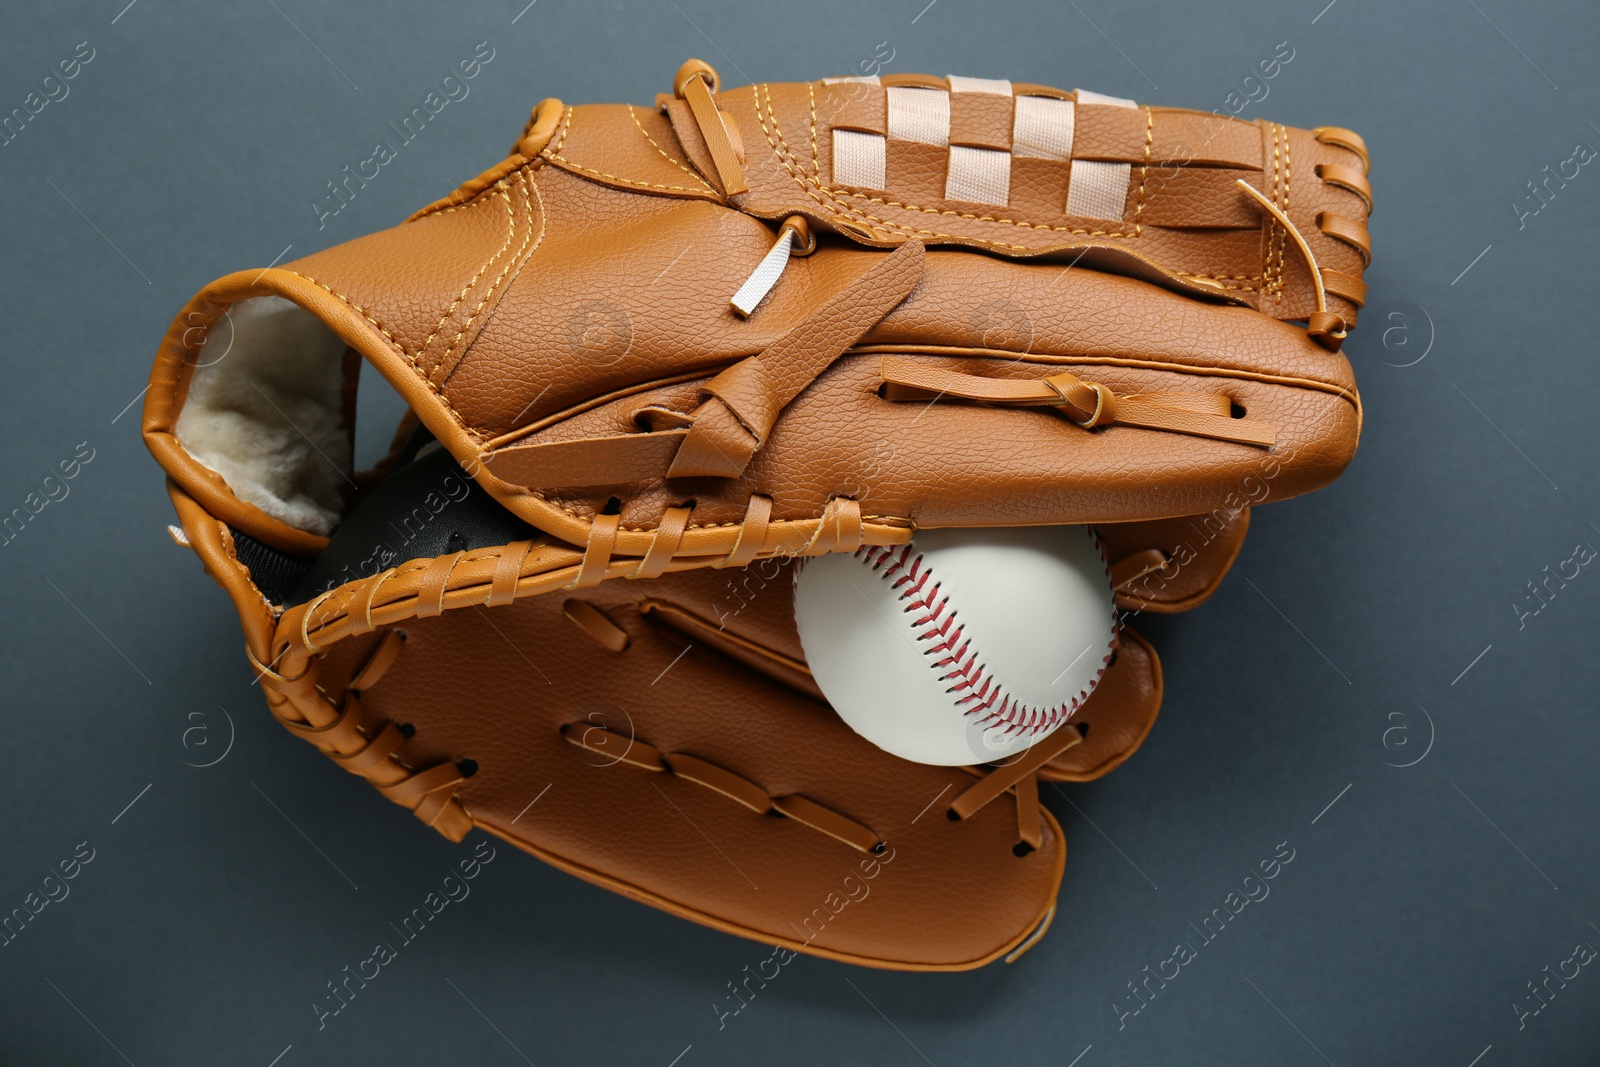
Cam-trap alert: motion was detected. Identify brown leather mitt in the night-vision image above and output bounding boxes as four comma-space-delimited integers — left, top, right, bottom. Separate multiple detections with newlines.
145, 59, 1368, 576
145, 58, 1365, 969
156, 433, 1246, 969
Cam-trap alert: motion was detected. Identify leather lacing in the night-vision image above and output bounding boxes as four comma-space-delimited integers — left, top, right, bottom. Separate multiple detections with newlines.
560, 595, 1089, 853
1235, 178, 1352, 352
267, 525, 873, 839
562, 494, 868, 591
879, 356, 1278, 447
266, 527, 1145, 848
672, 58, 1369, 358
250, 629, 474, 841
674, 59, 748, 196
1309, 126, 1372, 327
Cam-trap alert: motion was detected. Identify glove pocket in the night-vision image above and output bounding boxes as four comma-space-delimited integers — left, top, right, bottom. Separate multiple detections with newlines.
280, 566, 1069, 970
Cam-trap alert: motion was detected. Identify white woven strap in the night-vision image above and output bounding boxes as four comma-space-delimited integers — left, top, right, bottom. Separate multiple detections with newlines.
1067, 89, 1137, 220
828, 77, 1138, 219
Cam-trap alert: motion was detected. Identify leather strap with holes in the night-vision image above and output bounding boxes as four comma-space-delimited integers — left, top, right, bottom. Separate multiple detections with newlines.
879, 357, 1277, 447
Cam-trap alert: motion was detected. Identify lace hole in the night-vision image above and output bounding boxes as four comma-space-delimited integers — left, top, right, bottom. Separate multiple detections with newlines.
1012, 841, 1035, 857
946, 809, 962, 822
456, 758, 479, 778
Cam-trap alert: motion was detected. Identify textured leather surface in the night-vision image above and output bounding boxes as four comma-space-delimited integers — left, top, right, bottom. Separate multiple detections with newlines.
166, 441, 1201, 966
301, 560, 1066, 970
144, 60, 1368, 568
662, 78, 1369, 324
143, 58, 1370, 971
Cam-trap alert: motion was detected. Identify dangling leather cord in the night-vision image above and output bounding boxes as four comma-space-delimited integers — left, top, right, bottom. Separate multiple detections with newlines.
1235, 179, 1348, 351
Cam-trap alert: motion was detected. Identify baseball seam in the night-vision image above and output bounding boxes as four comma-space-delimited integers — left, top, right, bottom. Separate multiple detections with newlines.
853, 535, 1117, 738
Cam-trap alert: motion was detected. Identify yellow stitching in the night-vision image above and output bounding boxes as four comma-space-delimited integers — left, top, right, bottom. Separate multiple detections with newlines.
1273, 127, 1286, 294
1191, 280, 1261, 292
545, 102, 712, 197
439, 170, 545, 383
420, 181, 516, 373
1261, 125, 1280, 297
420, 158, 537, 219
283, 270, 399, 344
1268, 125, 1283, 296
1175, 269, 1262, 291
548, 151, 722, 194
1131, 107, 1154, 229
539, 106, 574, 160
808, 80, 820, 181
282, 270, 486, 442
1279, 123, 1292, 297
832, 190, 1139, 238
1272, 124, 1289, 297
760, 84, 944, 245
756, 84, 909, 241
627, 104, 715, 193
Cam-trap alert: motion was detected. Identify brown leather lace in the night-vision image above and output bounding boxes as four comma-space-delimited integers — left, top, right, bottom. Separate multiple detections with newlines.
270, 528, 1094, 848
880, 357, 1278, 448
1236, 179, 1351, 351
559, 596, 1088, 852
562, 723, 884, 852
251, 629, 473, 841
674, 59, 748, 196
553, 494, 866, 593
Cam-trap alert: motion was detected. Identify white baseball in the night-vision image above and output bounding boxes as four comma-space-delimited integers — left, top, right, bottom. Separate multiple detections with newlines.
793, 526, 1116, 766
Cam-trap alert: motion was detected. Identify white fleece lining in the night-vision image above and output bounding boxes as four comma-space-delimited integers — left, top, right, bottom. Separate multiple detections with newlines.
174, 296, 352, 536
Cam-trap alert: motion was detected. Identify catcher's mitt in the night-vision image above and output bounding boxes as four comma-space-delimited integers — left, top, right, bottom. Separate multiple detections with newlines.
145, 59, 1367, 968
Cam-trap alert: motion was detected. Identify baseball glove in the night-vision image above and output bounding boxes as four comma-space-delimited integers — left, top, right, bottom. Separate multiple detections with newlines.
145, 59, 1367, 967
159, 425, 1247, 969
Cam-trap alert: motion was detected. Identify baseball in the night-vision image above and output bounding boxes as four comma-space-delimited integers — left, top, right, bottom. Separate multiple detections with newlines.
793, 526, 1117, 766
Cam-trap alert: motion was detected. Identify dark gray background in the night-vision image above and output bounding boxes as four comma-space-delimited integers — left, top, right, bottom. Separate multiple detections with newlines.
2, 0, 1596, 1063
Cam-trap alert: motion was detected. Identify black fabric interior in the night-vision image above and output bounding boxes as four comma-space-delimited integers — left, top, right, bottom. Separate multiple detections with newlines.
288, 432, 538, 606
229, 527, 312, 607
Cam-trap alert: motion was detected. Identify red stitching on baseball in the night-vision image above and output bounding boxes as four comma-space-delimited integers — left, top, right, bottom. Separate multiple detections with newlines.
851, 535, 1117, 739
